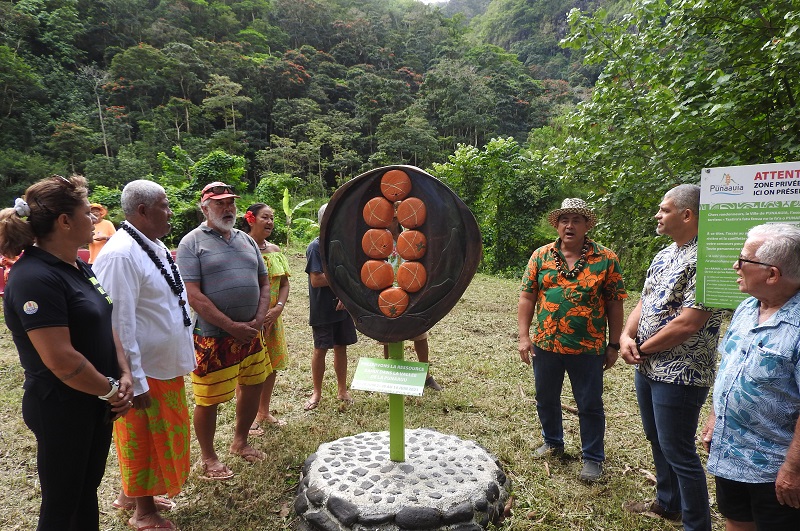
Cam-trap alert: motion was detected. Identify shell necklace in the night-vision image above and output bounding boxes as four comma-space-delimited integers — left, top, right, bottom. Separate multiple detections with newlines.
121, 222, 191, 326
552, 240, 589, 279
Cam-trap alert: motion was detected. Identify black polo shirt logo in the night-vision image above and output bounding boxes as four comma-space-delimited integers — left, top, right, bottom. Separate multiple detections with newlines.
88, 275, 112, 305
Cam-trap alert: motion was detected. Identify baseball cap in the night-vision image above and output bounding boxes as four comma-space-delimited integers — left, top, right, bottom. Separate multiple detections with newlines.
201, 181, 240, 201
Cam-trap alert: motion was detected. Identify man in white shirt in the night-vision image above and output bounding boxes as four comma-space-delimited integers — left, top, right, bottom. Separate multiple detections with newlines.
94, 180, 196, 531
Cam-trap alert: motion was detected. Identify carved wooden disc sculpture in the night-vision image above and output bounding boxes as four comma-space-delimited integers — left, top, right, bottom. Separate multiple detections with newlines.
320, 165, 482, 343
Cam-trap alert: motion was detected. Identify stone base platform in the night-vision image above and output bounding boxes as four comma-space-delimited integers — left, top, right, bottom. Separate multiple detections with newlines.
295, 428, 510, 531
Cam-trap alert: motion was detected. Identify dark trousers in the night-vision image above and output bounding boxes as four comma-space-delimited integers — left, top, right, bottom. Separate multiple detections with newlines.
22, 387, 113, 531
716, 476, 800, 530
532, 346, 606, 462
635, 371, 711, 531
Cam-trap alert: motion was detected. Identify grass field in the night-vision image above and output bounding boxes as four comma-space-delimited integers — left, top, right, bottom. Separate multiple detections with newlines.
0, 249, 725, 530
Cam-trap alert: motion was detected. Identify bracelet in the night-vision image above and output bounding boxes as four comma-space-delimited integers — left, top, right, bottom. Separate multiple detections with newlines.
98, 377, 119, 400
276, 301, 284, 306
607, 342, 620, 350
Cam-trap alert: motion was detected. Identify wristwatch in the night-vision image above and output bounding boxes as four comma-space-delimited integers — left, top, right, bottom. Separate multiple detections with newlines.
98, 377, 120, 400
635, 341, 649, 357
607, 342, 620, 350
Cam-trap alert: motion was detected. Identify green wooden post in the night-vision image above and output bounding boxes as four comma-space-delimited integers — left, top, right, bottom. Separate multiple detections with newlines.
387, 341, 405, 462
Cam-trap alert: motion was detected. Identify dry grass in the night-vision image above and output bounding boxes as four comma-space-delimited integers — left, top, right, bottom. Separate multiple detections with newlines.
0, 249, 725, 530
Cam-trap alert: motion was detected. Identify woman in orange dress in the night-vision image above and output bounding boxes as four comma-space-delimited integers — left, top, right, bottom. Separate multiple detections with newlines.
88, 203, 116, 264
242, 203, 290, 429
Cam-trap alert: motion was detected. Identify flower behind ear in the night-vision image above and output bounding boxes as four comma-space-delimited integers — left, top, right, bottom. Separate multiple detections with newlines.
244, 210, 256, 225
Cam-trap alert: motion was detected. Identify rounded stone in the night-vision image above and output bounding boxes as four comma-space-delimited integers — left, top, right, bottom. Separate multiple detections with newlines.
296, 428, 510, 531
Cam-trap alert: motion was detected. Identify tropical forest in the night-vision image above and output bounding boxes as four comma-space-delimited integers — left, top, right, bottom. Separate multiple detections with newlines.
1, 0, 798, 286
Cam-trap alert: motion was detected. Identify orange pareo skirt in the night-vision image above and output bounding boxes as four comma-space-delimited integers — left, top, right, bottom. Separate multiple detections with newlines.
113, 376, 191, 497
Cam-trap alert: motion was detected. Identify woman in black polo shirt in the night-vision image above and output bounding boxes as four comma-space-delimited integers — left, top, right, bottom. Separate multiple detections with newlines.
0, 175, 134, 531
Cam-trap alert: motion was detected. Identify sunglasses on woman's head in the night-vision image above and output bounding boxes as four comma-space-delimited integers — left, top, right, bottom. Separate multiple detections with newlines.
52, 175, 73, 187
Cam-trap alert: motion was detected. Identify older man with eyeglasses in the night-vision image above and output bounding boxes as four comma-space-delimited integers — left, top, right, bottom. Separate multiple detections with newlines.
701, 223, 800, 531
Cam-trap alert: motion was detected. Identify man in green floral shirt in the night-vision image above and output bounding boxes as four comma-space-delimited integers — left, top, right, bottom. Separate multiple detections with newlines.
518, 198, 626, 482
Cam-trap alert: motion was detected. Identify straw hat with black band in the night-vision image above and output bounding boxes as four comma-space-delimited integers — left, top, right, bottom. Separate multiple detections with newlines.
546, 198, 597, 230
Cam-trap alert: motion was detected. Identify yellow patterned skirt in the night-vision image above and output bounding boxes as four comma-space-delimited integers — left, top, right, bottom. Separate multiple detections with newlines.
191, 333, 268, 406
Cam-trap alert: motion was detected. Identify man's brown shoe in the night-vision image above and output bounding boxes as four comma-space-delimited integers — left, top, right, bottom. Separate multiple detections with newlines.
622, 499, 681, 522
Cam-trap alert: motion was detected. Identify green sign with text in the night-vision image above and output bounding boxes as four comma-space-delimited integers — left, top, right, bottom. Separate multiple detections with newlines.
698, 162, 800, 309
351, 357, 429, 396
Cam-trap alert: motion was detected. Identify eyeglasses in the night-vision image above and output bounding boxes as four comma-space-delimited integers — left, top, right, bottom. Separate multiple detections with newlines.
202, 185, 234, 196
737, 256, 779, 270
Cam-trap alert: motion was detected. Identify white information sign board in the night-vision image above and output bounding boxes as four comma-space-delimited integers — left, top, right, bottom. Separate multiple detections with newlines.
351, 357, 429, 396
698, 162, 800, 309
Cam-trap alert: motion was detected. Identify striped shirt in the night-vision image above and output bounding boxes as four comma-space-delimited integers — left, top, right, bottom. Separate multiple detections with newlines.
177, 222, 266, 337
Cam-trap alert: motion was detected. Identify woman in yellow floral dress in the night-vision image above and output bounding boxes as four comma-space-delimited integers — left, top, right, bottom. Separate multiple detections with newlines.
243, 203, 290, 429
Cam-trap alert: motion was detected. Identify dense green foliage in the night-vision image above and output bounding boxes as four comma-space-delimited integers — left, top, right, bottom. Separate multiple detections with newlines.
433, 137, 559, 276
0, 0, 589, 272
2, 0, 799, 285
553, 0, 800, 286
0, 0, 559, 199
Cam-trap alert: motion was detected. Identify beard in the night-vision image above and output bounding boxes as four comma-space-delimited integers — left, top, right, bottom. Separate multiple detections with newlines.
207, 209, 236, 232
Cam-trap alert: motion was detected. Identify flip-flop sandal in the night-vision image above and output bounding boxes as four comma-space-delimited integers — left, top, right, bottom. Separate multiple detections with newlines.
197, 460, 234, 481
264, 416, 287, 427
230, 447, 266, 463
112, 496, 176, 512
248, 422, 265, 437
303, 399, 320, 411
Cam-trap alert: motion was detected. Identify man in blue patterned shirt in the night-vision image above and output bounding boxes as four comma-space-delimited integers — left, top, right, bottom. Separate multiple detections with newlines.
619, 184, 725, 531
701, 223, 800, 530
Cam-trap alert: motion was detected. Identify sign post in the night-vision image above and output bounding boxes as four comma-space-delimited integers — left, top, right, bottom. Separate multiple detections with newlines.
388, 341, 405, 462
320, 165, 481, 463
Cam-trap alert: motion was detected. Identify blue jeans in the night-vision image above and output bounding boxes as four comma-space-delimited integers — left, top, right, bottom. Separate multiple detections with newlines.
532, 346, 605, 462
635, 371, 711, 531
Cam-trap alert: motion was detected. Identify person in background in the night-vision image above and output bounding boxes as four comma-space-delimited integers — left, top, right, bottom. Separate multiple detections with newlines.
517, 197, 626, 483
0, 175, 133, 530
620, 184, 725, 531
382, 332, 441, 391
241, 203, 291, 431
88, 203, 115, 264
93, 180, 196, 531
701, 223, 800, 531
304, 203, 357, 410
177, 181, 270, 480
1, 252, 19, 282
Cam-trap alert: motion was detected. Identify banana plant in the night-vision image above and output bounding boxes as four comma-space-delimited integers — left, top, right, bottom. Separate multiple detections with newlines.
282, 187, 314, 247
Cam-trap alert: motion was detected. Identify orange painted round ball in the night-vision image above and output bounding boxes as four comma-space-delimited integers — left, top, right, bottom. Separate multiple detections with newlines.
362, 196, 394, 228
396, 230, 427, 261
396, 197, 427, 229
380, 170, 412, 201
361, 229, 394, 259
378, 287, 409, 318
360, 260, 394, 291
396, 261, 427, 293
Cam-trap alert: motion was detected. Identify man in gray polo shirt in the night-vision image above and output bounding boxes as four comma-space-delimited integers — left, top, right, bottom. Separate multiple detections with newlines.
177, 181, 270, 480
